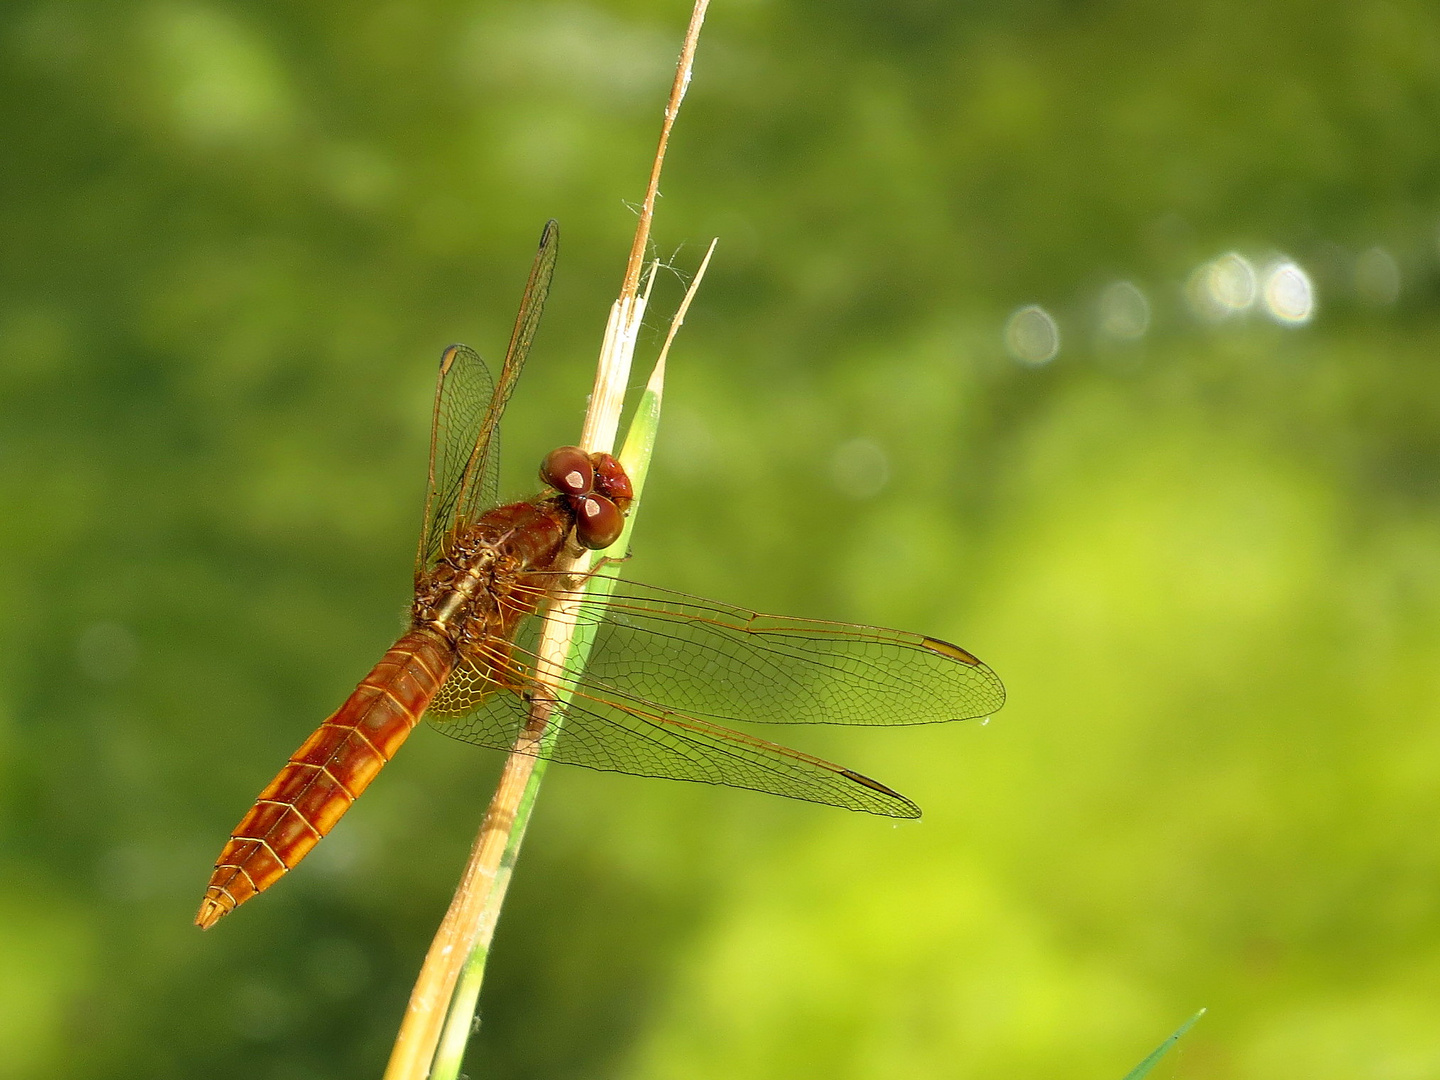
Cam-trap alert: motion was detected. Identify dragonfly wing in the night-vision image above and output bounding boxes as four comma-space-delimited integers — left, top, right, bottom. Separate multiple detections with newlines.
429, 654, 507, 720
417, 344, 498, 573
421, 568, 994, 815
427, 671, 921, 818
524, 574, 1005, 727
415, 220, 559, 575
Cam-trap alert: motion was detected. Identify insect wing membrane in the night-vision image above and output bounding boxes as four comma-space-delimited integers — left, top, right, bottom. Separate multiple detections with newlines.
428, 649, 922, 818
417, 345, 500, 573
415, 221, 559, 575
541, 574, 1006, 728
423, 573, 1005, 816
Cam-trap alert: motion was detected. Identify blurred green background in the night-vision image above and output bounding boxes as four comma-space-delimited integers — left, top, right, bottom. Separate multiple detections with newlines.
4, 0, 1440, 1077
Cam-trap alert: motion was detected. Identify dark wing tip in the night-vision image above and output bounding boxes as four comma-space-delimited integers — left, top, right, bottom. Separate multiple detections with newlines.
921, 635, 1007, 717
921, 636, 982, 665
840, 768, 922, 819
438, 343, 481, 374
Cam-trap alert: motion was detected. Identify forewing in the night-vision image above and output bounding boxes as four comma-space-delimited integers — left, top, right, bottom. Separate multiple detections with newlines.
415, 220, 559, 575
526, 573, 1006, 727
484, 219, 559, 456
417, 345, 498, 573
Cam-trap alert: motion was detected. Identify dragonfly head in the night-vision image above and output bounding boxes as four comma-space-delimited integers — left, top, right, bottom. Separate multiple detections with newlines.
572, 492, 625, 549
540, 445, 593, 496
589, 451, 633, 510
539, 446, 633, 550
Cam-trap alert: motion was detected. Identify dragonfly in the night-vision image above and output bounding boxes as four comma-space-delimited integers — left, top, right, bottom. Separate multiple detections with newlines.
196, 221, 1005, 929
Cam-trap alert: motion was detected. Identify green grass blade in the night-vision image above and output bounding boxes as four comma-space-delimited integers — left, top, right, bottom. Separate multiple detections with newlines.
1120, 1009, 1206, 1080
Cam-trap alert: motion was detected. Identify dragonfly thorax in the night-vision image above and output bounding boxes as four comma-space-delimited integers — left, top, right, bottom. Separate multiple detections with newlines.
411, 497, 572, 647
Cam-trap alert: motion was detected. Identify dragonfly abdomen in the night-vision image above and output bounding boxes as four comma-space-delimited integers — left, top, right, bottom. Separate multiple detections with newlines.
196, 628, 455, 929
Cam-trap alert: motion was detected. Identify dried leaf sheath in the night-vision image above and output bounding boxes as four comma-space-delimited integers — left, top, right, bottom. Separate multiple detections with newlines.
196, 630, 456, 928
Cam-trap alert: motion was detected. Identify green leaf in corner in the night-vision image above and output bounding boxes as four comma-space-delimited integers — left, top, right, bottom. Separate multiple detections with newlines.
1120, 1009, 1206, 1080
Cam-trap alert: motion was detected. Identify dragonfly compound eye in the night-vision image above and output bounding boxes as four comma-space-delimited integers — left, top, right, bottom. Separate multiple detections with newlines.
572, 493, 624, 550
540, 446, 594, 496
589, 451, 634, 509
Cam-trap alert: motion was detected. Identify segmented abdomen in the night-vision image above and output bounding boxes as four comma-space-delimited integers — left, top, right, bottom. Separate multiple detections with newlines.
196, 628, 454, 928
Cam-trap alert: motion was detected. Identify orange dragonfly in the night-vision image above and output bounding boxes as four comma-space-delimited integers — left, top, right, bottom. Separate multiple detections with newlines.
196, 221, 1005, 929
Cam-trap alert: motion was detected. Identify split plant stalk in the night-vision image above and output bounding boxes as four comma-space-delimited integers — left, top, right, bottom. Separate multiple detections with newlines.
382, 3, 711, 1078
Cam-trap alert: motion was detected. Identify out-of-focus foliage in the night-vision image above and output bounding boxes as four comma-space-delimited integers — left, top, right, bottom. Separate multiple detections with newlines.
2, 0, 1439, 1077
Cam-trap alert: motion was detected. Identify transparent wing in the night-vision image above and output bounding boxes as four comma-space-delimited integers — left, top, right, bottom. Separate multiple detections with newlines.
430, 660, 921, 818
425, 574, 1004, 816
529, 573, 1006, 727
415, 220, 559, 574
416, 344, 498, 573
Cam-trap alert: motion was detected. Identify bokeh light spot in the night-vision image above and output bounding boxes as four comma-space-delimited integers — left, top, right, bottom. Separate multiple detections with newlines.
1098, 281, 1150, 340
1187, 252, 1256, 320
1262, 259, 1315, 325
1004, 305, 1060, 365
830, 438, 890, 500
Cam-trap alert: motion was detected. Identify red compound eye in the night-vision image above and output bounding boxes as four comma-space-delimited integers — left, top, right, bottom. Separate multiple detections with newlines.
589, 451, 634, 509
540, 446, 593, 496
572, 493, 624, 550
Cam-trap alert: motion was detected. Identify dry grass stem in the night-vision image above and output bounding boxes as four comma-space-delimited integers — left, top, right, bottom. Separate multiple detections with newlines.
620, 0, 710, 300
